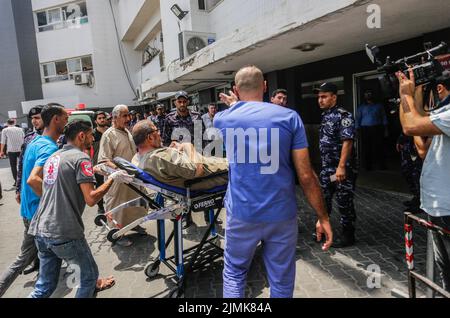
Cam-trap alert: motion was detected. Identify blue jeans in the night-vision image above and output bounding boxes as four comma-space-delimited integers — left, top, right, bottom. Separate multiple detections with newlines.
223, 214, 298, 298
29, 237, 99, 298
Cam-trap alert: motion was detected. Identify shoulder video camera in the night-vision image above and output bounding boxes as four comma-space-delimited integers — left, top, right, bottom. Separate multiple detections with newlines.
365, 42, 449, 111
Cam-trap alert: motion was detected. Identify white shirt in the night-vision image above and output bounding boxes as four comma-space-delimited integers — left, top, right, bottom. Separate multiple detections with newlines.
1, 125, 24, 153
421, 103, 450, 217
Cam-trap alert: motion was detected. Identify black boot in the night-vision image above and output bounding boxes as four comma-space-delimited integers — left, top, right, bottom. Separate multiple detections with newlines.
332, 225, 355, 248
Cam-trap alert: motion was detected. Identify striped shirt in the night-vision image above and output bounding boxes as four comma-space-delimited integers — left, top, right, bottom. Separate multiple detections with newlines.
1, 126, 25, 153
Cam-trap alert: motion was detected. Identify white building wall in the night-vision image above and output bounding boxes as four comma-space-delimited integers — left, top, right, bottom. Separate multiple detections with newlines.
191, 0, 356, 40
32, 0, 72, 11
142, 0, 357, 87
31, 0, 367, 105
36, 24, 93, 63
87, 0, 140, 107
30, 0, 138, 109
137, 30, 164, 84
142, 0, 364, 92
116, 0, 146, 39
160, 0, 192, 66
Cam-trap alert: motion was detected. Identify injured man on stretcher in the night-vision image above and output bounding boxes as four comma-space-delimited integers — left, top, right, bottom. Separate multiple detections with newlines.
130, 120, 228, 191
130, 120, 228, 227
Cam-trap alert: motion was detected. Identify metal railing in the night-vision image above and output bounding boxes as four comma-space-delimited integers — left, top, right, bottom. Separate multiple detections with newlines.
404, 212, 450, 298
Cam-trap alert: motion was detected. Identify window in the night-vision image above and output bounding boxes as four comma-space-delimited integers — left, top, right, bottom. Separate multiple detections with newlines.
41, 55, 93, 83
36, 1, 88, 33
43, 63, 56, 78
198, 0, 222, 11
47, 8, 62, 24
67, 58, 81, 74
81, 56, 93, 71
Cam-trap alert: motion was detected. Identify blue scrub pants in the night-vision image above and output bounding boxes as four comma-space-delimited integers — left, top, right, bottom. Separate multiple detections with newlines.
223, 213, 298, 298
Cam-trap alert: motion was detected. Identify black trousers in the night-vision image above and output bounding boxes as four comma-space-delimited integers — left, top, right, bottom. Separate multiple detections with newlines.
95, 173, 105, 212
8, 152, 20, 184
428, 215, 450, 292
360, 126, 386, 170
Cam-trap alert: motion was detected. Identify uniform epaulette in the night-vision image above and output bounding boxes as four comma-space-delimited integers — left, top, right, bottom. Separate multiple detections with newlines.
337, 107, 349, 115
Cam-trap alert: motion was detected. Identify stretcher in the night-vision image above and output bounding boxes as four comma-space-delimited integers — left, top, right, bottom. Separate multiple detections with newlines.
94, 157, 227, 298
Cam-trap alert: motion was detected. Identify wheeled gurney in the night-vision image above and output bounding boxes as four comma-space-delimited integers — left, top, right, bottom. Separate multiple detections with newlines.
94, 157, 227, 297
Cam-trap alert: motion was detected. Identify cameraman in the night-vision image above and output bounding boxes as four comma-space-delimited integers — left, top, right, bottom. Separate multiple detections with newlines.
396, 69, 450, 292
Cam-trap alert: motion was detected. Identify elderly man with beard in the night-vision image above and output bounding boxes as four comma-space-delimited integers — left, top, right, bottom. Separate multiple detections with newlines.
131, 120, 228, 191
97, 105, 148, 246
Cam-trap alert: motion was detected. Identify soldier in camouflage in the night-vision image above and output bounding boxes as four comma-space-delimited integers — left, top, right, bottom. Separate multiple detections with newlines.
315, 83, 358, 248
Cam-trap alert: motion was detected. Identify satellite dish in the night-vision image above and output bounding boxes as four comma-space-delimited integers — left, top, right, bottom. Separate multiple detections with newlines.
186, 37, 206, 55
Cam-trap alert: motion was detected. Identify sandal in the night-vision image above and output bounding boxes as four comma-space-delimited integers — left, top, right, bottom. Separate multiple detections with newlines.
95, 276, 116, 293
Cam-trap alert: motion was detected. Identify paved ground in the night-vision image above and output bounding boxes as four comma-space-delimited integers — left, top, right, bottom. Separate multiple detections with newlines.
0, 158, 429, 298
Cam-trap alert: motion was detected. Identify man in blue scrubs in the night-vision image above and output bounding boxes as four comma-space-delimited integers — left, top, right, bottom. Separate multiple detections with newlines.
216, 65, 332, 298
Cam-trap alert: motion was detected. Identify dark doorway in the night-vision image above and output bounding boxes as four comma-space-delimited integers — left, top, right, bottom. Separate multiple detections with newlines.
353, 72, 409, 193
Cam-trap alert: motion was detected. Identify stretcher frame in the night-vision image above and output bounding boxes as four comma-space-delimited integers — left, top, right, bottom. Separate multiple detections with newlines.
94, 157, 226, 298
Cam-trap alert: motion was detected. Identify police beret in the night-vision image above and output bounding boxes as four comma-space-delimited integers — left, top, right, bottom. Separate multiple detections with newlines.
28, 105, 44, 118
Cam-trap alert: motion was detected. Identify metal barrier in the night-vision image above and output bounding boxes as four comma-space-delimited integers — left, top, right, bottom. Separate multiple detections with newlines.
404, 212, 450, 298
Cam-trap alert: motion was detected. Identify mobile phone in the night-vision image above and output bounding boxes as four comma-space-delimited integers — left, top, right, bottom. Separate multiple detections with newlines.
330, 174, 337, 182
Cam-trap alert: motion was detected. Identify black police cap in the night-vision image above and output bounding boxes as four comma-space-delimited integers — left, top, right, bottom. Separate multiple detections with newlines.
28, 105, 44, 118
313, 83, 338, 95
175, 91, 189, 100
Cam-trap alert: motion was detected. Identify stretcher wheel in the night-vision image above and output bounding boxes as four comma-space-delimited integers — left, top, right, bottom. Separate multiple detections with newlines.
144, 262, 160, 279
94, 214, 107, 227
168, 287, 184, 298
107, 229, 120, 243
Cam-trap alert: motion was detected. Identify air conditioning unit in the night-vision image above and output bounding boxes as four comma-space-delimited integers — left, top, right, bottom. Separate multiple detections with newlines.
74, 72, 91, 86
178, 31, 216, 60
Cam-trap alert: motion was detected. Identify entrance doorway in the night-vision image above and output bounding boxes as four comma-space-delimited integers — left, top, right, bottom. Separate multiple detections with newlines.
353, 71, 409, 193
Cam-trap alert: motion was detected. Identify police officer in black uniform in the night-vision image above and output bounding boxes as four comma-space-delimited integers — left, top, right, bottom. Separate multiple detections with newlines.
162, 91, 222, 228
315, 83, 358, 248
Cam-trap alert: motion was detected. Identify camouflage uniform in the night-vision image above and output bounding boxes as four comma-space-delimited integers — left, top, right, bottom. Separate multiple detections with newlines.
161, 110, 204, 149
16, 130, 42, 194
319, 106, 358, 227
397, 133, 423, 200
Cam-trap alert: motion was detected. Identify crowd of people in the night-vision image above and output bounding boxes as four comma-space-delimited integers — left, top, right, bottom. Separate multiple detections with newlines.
0, 64, 449, 299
